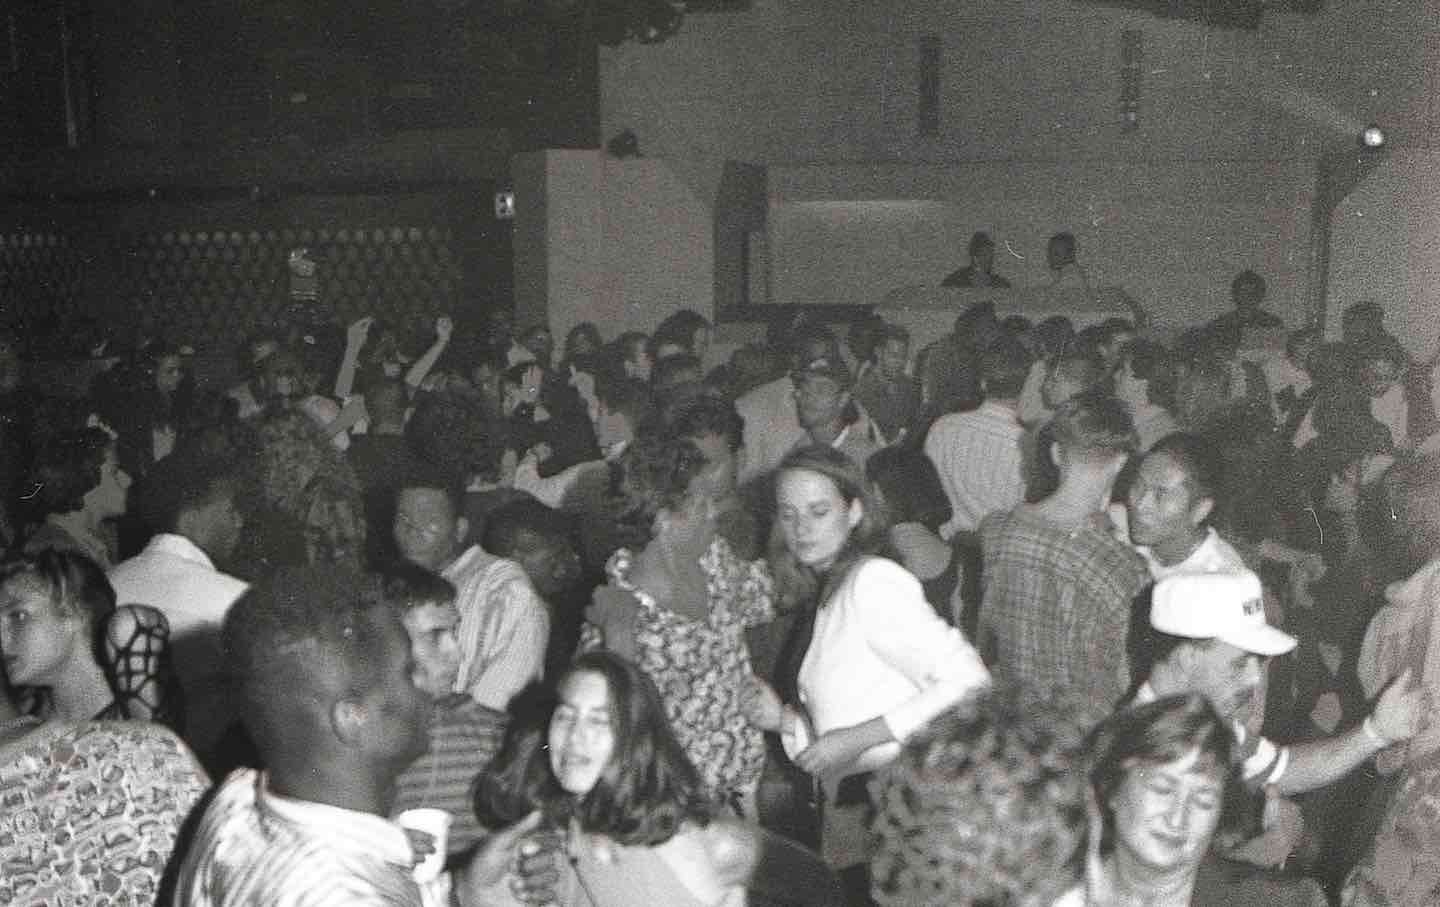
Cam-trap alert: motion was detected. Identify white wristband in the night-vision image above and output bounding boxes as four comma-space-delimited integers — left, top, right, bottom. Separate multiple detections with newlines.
1363, 715, 1390, 747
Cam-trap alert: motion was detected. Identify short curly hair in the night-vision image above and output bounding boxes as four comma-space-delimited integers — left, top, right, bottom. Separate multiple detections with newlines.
869, 686, 1092, 907
30, 428, 113, 516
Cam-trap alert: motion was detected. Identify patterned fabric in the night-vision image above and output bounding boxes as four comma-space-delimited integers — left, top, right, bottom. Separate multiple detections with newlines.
579, 538, 773, 804
924, 401, 1026, 538
978, 507, 1150, 711
392, 695, 508, 856
1342, 748, 1440, 907
173, 768, 423, 907
0, 720, 210, 907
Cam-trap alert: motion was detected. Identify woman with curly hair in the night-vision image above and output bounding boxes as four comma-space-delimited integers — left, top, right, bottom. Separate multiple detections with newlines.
580, 431, 774, 815
22, 426, 132, 568
233, 409, 362, 576
467, 650, 838, 906
744, 444, 989, 899
869, 686, 1092, 907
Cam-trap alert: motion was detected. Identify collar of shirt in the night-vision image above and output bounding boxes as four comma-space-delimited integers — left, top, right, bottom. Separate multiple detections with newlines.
256, 772, 416, 871
146, 532, 218, 571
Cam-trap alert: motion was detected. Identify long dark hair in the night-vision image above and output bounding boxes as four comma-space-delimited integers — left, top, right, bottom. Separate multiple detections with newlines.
768, 444, 892, 613
474, 650, 711, 847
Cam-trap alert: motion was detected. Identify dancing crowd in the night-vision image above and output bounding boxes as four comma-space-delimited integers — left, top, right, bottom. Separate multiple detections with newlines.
2, 275, 1439, 906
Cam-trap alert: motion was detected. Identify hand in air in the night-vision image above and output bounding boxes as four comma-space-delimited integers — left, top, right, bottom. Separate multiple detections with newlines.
346, 315, 374, 346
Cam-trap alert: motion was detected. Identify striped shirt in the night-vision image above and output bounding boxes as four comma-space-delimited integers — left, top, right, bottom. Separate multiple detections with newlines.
172, 768, 423, 907
1134, 682, 1289, 786
925, 401, 1026, 539
392, 695, 509, 855
443, 545, 551, 711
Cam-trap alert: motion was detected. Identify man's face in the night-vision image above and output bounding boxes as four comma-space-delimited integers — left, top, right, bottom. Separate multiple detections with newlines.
523, 330, 554, 366
973, 243, 995, 272
1358, 358, 1401, 399
1046, 237, 1072, 271
359, 608, 433, 769
877, 339, 909, 381
1127, 453, 1208, 551
393, 488, 461, 571
1184, 639, 1266, 722
1042, 365, 1086, 409
401, 601, 462, 699
514, 536, 581, 602
794, 374, 848, 432
1233, 284, 1263, 312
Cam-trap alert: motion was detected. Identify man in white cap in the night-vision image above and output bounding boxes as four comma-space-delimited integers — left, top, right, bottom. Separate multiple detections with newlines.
1136, 569, 1427, 796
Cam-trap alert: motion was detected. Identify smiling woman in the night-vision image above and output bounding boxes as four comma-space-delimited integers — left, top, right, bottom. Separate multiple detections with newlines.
1077, 694, 1236, 906
468, 651, 841, 906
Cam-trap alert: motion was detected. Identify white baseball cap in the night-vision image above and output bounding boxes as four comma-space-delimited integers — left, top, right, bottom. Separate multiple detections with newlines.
1151, 569, 1297, 657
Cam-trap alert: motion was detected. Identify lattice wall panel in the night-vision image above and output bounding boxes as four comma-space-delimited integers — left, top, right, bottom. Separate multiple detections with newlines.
0, 232, 90, 337
110, 224, 464, 344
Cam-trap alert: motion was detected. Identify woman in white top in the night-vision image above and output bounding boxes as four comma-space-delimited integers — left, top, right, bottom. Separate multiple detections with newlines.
744, 444, 989, 888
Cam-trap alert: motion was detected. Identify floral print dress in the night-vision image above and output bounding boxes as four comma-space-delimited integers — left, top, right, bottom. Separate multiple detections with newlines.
580, 537, 774, 807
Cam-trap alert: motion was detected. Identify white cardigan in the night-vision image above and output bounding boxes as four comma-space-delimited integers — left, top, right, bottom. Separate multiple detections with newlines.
785, 556, 990, 776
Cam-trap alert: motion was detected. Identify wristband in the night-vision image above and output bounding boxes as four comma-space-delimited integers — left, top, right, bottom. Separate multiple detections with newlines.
1363, 715, 1390, 747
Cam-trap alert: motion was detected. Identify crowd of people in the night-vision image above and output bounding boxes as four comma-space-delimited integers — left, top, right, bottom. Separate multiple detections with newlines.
1, 271, 1439, 906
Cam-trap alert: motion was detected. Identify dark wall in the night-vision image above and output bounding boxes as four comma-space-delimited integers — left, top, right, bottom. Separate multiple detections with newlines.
3, 0, 598, 175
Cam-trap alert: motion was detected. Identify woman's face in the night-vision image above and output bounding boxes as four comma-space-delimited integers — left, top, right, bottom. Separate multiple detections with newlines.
154, 355, 185, 396
1110, 748, 1223, 875
776, 467, 862, 571
549, 670, 616, 796
84, 447, 132, 520
0, 576, 81, 687
503, 365, 544, 416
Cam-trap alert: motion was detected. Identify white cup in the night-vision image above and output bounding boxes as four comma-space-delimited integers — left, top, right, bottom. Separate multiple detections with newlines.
396, 807, 453, 884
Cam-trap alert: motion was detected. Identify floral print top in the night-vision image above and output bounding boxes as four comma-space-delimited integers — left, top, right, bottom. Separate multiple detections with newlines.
580, 537, 774, 805
0, 720, 210, 906
1343, 747, 1440, 907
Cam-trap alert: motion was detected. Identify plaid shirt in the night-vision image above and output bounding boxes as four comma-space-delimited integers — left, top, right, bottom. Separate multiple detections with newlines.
977, 507, 1149, 711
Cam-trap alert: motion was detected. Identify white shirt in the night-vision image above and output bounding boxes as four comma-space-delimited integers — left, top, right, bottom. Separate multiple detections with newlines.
443, 545, 550, 711
736, 375, 805, 483
1370, 382, 1409, 448
925, 401, 1025, 539
1017, 359, 1052, 427
109, 533, 248, 640
1137, 527, 1247, 581
173, 768, 424, 907
109, 533, 249, 754
787, 557, 990, 776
